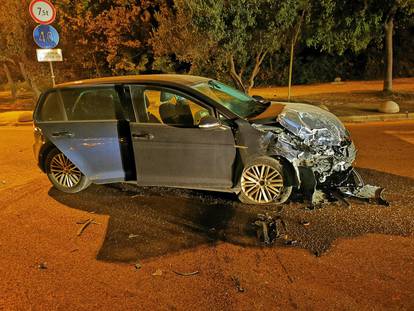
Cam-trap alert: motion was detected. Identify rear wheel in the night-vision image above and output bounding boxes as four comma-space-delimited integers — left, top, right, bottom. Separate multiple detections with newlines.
239, 157, 292, 205
45, 148, 91, 193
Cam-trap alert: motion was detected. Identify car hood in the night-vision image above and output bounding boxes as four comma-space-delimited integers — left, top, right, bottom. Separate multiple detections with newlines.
252, 102, 350, 147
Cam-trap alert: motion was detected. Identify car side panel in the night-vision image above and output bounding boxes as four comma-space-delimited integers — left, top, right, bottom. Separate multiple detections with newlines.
130, 123, 236, 189
38, 121, 126, 183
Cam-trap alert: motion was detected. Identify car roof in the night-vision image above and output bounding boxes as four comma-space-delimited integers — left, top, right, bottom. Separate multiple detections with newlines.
55, 74, 210, 89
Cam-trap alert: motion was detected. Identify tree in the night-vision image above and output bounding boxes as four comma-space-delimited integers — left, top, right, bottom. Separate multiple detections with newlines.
305, 0, 414, 93
376, 0, 414, 92
152, 0, 302, 93
56, 0, 169, 77
283, 0, 310, 101
0, 0, 44, 98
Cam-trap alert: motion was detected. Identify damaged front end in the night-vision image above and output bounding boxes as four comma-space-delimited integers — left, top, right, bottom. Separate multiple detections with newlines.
253, 103, 388, 207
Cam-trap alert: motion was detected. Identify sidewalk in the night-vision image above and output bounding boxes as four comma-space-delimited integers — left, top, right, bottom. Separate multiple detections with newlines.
0, 111, 33, 126
252, 77, 414, 122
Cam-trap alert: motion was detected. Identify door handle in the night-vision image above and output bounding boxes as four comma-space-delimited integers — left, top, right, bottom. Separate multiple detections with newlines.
51, 131, 74, 138
132, 133, 154, 140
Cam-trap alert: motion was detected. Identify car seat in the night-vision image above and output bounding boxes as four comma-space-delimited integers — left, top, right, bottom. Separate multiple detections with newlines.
175, 98, 194, 126
159, 91, 178, 125
144, 95, 161, 123
159, 102, 177, 124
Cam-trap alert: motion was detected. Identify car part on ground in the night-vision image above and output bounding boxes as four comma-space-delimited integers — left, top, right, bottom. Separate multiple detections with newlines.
252, 213, 298, 245
45, 148, 91, 193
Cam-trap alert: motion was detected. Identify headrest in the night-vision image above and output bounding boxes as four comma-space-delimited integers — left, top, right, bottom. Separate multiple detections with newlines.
160, 91, 174, 102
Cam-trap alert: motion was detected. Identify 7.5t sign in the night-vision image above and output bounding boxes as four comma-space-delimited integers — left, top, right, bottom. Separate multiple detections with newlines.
29, 0, 56, 25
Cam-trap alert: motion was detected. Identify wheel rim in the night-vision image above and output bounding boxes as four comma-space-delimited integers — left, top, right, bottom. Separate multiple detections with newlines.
241, 164, 284, 204
50, 153, 82, 188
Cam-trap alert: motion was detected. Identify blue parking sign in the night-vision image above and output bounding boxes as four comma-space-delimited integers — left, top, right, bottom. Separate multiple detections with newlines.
33, 24, 59, 49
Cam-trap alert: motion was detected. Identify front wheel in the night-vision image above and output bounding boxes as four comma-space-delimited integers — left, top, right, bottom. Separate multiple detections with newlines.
45, 148, 91, 193
238, 157, 292, 205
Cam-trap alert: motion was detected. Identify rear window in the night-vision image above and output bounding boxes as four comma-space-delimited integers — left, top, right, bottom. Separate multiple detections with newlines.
38, 86, 123, 121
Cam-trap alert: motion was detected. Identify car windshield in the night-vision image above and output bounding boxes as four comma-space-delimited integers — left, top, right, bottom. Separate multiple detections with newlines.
192, 80, 268, 118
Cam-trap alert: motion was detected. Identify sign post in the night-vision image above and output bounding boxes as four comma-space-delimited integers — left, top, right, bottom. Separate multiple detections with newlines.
49, 62, 56, 86
36, 49, 62, 86
29, 0, 60, 87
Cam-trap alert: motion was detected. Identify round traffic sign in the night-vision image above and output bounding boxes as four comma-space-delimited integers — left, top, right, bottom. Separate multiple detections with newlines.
33, 24, 59, 49
29, 0, 56, 25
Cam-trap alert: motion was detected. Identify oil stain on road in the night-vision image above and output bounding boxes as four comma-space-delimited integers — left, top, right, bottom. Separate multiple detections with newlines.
49, 168, 414, 263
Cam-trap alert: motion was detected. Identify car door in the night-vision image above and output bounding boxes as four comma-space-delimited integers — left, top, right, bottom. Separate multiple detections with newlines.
35, 85, 135, 183
128, 85, 237, 189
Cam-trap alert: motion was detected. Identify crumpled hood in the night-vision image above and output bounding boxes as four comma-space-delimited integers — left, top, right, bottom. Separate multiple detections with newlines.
276, 103, 349, 146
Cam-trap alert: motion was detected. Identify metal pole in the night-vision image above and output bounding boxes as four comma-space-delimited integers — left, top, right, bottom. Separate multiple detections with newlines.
49, 61, 56, 87
288, 39, 294, 102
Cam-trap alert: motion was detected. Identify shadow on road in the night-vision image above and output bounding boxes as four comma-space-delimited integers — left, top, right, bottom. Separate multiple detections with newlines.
49, 184, 272, 262
49, 168, 414, 263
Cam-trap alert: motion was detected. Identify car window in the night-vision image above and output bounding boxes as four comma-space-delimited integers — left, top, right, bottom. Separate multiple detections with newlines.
39, 91, 67, 121
38, 86, 124, 121
70, 87, 122, 120
130, 85, 211, 127
192, 80, 268, 118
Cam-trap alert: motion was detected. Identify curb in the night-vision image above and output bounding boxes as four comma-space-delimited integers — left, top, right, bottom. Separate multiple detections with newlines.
0, 121, 33, 126
0, 111, 33, 126
339, 112, 414, 123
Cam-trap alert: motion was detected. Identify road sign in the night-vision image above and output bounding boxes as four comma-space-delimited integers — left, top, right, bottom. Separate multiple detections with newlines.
29, 0, 56, 24
33, 24, 59, 49
36, 49, 63, 62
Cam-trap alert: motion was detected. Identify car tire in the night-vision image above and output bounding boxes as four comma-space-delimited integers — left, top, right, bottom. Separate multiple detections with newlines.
45, 148, 91, 193
238, 156, 292, 205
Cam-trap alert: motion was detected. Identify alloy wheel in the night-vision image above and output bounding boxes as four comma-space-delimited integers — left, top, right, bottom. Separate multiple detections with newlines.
241, 164, 284, 204
50, 153, 82, 188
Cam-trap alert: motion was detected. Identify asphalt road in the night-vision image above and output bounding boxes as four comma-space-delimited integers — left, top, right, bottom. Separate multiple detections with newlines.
0, 121, 414, 310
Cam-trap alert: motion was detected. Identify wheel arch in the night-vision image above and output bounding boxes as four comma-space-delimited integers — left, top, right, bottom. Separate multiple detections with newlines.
38, 141, 58, 173
271, 155, 300, 188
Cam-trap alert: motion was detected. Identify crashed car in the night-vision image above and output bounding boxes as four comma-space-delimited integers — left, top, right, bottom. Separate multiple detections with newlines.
33, 74, 384, 205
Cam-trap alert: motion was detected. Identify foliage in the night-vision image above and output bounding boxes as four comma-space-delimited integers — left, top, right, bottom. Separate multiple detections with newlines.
304, 0, 414, 91
56, 0, 169, 77
0, 0, 49, 94
0, 0, 413, 92
152, 0, 308, 93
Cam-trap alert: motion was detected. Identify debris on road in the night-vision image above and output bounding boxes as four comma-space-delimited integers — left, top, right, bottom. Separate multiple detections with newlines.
173, 270, 199, 277
331, 190, 351, 208
230, 275, 245, 293
128, 234, 139, 239
253, 213, 287, 245
37, 262, 47, 270
76, 218, 100, 236
352, 185, 389, 206
134, 262, 142, 270
152, 269, 163, 276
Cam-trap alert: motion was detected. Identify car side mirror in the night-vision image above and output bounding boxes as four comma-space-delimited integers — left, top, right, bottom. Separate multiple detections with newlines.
252, 94, 270, 105
252, 95, 264, 100
199, 115, 220, 129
